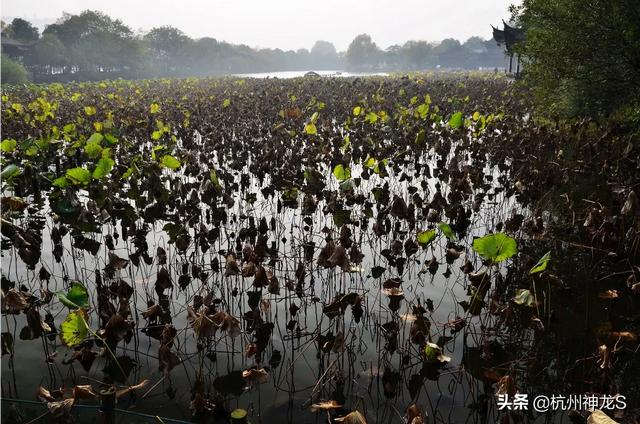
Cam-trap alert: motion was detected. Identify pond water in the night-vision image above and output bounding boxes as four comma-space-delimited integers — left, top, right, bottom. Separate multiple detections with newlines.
1, 143, 521, 424
1, 76, 637, 424
234, 71, 388, 79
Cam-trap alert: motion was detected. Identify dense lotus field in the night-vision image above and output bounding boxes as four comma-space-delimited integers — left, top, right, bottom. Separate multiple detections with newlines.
1, 74, 639, 424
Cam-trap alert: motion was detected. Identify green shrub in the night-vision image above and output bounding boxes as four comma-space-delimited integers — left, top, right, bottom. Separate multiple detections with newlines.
1, 55, 30, 85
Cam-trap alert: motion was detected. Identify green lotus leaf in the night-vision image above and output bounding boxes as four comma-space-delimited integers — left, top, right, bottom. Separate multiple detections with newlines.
449, 111, 463, 129
93, 157, 115, 179
56, 281, 89, 309
161, 155, 181, 169
417, 229, 437, 247
60, 309, 89, 347
84, 141, 103, 159
472, 233, 518, 263
1, 139, 17, 153
1, 164, 21, 180
438, 222, 455, 239
87, 132, 103, 145
332, 164, 351, 181
209, 168, 220, 188
529, 251, 551, 274
65, 167, 91, 185
304, 122, 317, 135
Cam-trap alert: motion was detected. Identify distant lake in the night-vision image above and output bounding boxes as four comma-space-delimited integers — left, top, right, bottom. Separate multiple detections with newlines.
234, 70, 388, 78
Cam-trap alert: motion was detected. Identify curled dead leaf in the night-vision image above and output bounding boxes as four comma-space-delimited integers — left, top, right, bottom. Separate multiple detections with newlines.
37, 386, 55, 402
310, 400, 343, 412
142, 303, 163, 320
73, 384, 97, 400
2, 288, 29, 313
47, 398, 75, 418
116, 379, 150, 399
610, 331, 637, 342
405, 403, 426, 424
495, 375, 516, 397
187, 306, 217, 338
242, 368, 269, 386
598, 290, 619, 300
335, 410, 367, 424
587, 410, 619, 424
381, 287, 404, 297
225, 254, 240, 276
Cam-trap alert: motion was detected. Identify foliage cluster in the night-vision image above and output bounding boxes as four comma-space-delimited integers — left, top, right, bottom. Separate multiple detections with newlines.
1, 54, 30, 85
512, 0, 640, 123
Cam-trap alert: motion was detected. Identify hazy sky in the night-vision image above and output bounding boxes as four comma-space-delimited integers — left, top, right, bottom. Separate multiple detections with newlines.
2, 0, 518, 51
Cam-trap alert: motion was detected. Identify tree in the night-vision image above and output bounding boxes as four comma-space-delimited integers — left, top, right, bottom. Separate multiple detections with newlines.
42, 10, 142, 77
311, 40, 336, 58
384, 45, 403, 69
402, 40, 434, 70
346, 34, 381, 70
187, 37, 220, 75
310, 40, 339, 69
513, 0, 640, 118
7, 18, 39, 42
144, 26, 193, 75
25, 33, 68, 77
435, 38, 464, 68
480, 39, 505, 67
44, 11, 133, 47
295, 48, 311, 69
463, 36, 485, 54
434, 38, 462, 54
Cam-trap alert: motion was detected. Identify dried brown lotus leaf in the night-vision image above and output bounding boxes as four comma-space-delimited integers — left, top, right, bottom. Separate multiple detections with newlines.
73, 384, 98, 399
225, 254, 240, 276
242, 368, 269, 386
47, 398, 75, 418
328, 245, 350, 271
187, 307, 217, 338
2, 288, 29, 313
37, 386, 55, 402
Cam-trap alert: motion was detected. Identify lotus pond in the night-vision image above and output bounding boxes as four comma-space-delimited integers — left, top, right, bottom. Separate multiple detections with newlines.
1, 74, 639, 424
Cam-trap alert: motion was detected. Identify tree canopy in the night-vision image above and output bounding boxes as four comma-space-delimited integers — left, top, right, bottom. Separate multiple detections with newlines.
5, 18, 39, 42
513, 0, 640, 119
346, 34, 381, 70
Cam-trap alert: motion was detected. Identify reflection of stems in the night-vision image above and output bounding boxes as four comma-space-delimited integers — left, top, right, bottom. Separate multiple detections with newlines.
309, 359, 337, 397
80, 313, 130, 386
7, 314, 18, 397
532, 278, 541, 318
547, 280, 551, 327
140, 376, 166, 399
24, 410, 49, 424
459, 265, 491, 325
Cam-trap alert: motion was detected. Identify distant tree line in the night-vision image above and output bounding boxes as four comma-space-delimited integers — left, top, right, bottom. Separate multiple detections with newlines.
1, 11, 507, 83
346, 34, 504, 71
